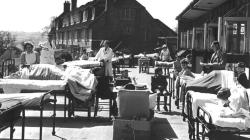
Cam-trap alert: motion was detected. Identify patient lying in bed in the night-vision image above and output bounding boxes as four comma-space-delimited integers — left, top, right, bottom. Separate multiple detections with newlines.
1, 64, 98, 103
5, 64, 65, 80
200, 87, 250, 130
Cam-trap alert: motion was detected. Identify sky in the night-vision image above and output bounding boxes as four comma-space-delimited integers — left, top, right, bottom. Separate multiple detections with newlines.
0, 0, 192, 32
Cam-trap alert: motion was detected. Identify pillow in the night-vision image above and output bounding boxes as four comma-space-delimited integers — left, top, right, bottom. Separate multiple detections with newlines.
229, 87, 249, 112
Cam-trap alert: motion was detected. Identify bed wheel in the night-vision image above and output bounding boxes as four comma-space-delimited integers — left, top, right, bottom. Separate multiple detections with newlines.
52, 131, 56, 135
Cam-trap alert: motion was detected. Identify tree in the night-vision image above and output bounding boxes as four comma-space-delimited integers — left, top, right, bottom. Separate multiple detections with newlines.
0, 31, 16, 56
41, 16, 56, 37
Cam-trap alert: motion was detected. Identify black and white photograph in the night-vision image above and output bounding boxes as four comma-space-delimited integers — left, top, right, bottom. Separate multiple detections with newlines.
0, 0, 250, 140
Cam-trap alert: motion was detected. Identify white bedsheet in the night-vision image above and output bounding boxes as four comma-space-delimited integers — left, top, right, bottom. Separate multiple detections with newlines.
62, 60, 103, 68
0, 93, 50, 108
203, 103, 250, 130
188, 87, 250, 130
0, 93, 47, 101
0, 79, 67, 93
187, 91, 217, 118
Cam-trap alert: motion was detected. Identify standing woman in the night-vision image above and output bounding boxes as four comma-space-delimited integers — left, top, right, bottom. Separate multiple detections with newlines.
200, 41, 224, 73
20, 41, 40, 66
159, 44, 172, 62
95, 40, 114, 77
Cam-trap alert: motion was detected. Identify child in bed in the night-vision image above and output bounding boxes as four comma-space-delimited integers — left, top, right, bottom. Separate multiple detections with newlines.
175, 59, 195, 106
151, 67, 169, 111
217, 87, 250, 118
236, 62, 249, 88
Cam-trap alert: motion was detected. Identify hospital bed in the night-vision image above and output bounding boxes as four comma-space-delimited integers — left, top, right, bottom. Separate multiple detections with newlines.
183, 70, 234, 139
0, 100, 24, 140
195, 88, 250, 140
0, 77, 94, 119
0, 92, 55, 140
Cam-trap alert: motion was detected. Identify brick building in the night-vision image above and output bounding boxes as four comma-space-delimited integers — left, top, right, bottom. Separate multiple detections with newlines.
49, 0, 176, 56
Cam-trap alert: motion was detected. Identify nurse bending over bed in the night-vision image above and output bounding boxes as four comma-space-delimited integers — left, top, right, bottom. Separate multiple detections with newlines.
94, 40, 114, 77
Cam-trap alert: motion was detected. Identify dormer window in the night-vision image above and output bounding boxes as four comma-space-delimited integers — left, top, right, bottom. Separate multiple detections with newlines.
120, 8, 135, 20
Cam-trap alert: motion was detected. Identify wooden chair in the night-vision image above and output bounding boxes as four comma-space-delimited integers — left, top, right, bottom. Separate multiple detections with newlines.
151, 75, 172, 112
94, 76, 116, 118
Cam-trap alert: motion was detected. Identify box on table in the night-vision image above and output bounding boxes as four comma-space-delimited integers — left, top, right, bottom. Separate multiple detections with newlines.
117, 89, 150, 119
113, 118, 151, 140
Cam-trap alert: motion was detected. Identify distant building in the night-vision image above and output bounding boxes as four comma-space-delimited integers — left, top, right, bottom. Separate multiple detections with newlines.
49, 0, 176, 56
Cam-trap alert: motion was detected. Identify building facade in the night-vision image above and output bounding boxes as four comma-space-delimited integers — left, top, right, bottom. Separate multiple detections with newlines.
176, 0, 250, 73
49, 0, 176, 56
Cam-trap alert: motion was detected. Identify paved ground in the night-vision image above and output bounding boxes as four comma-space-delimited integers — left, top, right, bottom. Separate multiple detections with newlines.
1, 66, 249, 140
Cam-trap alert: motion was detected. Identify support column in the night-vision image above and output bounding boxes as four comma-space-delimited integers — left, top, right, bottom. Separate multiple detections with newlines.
180, 32, 183, 49
204, 23, 208, 50
187, 30, 190, 49
192, 28, 196, 49
218, 17, 223, 44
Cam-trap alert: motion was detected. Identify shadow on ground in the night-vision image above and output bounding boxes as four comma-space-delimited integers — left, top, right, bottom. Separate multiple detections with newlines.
157, 111, 182, 116
15, 116, 112, 128
151, 117, 178, 140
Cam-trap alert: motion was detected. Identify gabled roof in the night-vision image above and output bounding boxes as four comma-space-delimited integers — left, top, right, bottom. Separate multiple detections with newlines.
176, 0, 228, 20
152, 19, 177, 36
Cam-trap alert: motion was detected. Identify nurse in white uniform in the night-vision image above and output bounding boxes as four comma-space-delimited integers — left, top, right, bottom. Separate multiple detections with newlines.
20, 41, 40, 66
95, 40, 114, 77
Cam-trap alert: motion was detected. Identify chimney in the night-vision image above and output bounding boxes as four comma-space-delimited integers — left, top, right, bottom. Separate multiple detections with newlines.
64, 1, 70, 13
71, 0, 77, 10
105, 0, 108, 12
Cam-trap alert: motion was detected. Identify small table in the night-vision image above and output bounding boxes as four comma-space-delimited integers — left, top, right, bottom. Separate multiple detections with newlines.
138, 58, 150, 73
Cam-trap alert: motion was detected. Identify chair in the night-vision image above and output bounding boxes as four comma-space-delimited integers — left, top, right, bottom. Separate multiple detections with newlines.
138, 58, 150, 73
151, 75, 172, 112
94, 76, 116, 118
1, 59, 15, 77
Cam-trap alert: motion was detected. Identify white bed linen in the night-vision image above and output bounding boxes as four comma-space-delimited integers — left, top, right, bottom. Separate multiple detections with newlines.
203, 103, 250, 130
0, 93, 49, 108
0, 79, 67, 93
189, 87, 250, 130
62, 60, 103, 68
187, 91, 218, 118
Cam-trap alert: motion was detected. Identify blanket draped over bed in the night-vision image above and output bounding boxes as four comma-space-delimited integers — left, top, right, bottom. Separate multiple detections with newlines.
186, 70, 235, 94
1, 64, 98, 103
64, 66, 98, 102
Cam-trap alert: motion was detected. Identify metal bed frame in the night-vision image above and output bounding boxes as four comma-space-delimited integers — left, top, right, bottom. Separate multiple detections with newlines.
18, 90, 57, 140
185, 91, 196, 140
196, 106, 250, 140
0, 103, 24, 140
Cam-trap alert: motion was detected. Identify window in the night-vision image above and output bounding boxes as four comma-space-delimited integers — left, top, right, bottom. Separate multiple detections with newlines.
123, 26, 133, 35
121, 8, 135, 20
82, 10, 87, 22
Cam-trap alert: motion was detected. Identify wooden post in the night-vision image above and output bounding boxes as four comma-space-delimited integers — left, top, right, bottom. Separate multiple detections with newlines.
217, 17, 222, 43
180, 32, 183, 49
187, 30, 190, 49
204, 23, 208, 49
192, 28, 196, 49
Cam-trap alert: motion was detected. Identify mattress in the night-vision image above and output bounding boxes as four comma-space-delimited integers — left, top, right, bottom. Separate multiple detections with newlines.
0, 79, 67, 93
187, 91, 217, 118
0, 93, 50, 109
62, 60, 103, 68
